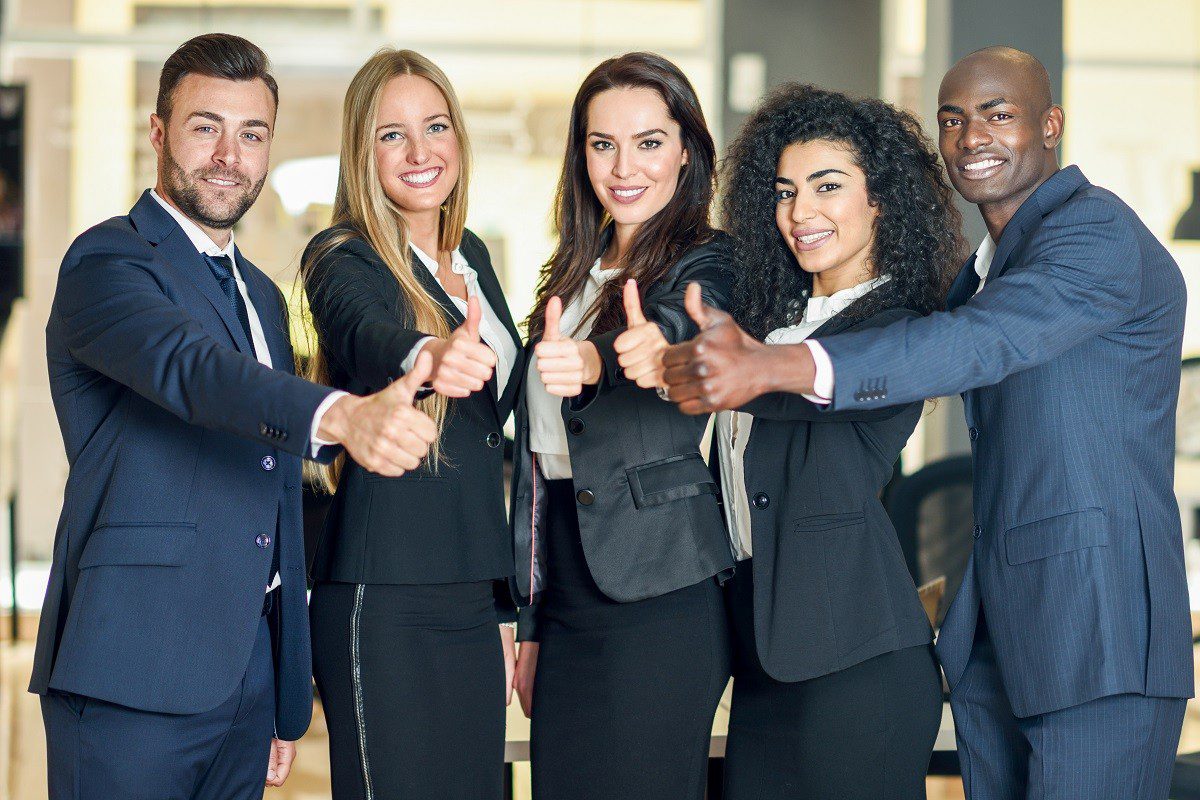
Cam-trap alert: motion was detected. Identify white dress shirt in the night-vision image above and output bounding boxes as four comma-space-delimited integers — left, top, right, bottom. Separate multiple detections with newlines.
402, 243, 519, 396
527, 258, 620, 480
804, 235, 994, 404
717, 275, 890, 559
151, 190, 343, 591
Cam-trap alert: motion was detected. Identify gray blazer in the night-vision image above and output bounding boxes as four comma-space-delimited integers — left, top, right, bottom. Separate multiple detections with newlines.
816, 166, 1193, 717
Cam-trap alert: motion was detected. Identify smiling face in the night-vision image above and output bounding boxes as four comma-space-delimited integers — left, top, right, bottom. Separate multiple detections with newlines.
936, 50, 1062, 220
584, 86, 688, 243
774, 139, 879, 295
373, 73, 460, 219
149, 73, 274, 242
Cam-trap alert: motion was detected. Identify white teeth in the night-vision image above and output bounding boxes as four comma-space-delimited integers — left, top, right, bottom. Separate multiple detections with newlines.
964, 158, 1003, 171
206, 179, 236, 186
402, 168, 439, 186
799, 231, 833, 244
613, 187, 646, 198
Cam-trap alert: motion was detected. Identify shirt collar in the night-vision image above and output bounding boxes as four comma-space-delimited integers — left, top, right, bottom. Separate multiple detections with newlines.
804, 274, 891, 324
410, 241, 473, 279
974, 234, 996, 280
149, 189, 235, 259
588, 257, 622, 285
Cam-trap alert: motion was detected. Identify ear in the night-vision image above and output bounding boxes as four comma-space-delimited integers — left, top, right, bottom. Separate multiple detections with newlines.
149, 113, 166, 157
1043, 105, 1065, 150
681, 147, 689, 167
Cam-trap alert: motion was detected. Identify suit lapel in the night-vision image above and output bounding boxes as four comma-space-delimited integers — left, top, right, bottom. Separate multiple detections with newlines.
410, 249, 467, 328
237, 248, 294, 374
460, 237, 524, 409
129, 192, 256, 357
986, 165, 1089, 285
945, 255, 980, 311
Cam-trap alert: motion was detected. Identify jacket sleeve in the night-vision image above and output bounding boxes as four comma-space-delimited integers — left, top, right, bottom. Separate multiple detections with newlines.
303, 237, 433, 393
818, 196, 1142, 411
54, 240, 336, 460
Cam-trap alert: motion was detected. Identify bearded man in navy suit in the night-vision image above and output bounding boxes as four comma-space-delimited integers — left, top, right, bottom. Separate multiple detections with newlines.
30, 34, 437, 800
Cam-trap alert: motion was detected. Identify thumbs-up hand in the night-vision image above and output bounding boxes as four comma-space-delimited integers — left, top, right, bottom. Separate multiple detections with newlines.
319, 351, 439, 476
423, 294, 498, 398
612, 279, 671, 389
534, 296, 589, 397
662, 282, 770, 415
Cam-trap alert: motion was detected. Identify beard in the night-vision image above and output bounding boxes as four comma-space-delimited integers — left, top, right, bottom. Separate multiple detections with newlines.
161, 137, 266, 231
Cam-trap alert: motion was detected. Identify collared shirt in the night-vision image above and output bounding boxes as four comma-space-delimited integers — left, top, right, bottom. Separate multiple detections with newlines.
527, 258, 621, 480
804, 235, 997, 404
402, 243, 519, 397
717, 275, 890, 559
150, 189, 342, 592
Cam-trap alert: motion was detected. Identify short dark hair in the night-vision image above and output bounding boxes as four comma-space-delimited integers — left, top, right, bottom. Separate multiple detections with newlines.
156, 33, 279, 120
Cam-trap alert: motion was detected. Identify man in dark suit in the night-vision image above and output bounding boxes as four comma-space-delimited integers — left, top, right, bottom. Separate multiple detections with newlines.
30, 34, 436, 800
664, 47, 1191, 798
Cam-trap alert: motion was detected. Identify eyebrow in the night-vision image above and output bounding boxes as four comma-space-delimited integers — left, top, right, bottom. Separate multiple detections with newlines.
774, 168, 850, 184
587, 128, 669, 140
187, 111, 271, 130
375, 113, 451, 133
937, 97, 1010, 115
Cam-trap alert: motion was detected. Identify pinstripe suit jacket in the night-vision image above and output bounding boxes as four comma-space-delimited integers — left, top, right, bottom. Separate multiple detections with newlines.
816, 166, 1192, 717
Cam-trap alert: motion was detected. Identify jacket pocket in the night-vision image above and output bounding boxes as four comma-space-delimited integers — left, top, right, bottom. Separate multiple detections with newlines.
626, 452, 718, 509
78, 522, 196, 568
793, 511, 866, 533
1004, 507, 1106, 566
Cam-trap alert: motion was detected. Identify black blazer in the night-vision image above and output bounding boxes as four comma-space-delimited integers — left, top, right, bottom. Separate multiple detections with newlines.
726, 291, 934, 683
511, 234, 737, 639
303, 226, 524, 588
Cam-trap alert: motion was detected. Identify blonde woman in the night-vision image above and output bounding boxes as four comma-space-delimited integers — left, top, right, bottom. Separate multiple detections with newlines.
302, 49, 523, 799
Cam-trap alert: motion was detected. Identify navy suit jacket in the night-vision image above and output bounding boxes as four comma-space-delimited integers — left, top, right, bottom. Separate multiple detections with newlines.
818, 166, 1193, 717
29, 190, 338, 740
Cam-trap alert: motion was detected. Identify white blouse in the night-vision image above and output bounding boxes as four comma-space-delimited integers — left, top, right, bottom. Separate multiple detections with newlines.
527, 258, 621, 480
403, 243, 519, 396
716, 275, 890, 560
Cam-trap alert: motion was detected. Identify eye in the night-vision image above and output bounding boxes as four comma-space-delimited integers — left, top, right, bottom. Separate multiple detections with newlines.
241, 131, 264, 142
774, 188, 795, 202
590, 140, 614, 151
815, 182, 841, 193
638, 139, 662, 150
991, 112, 1013, 122
429, 122, 449, 134
940, 118, 961, 129
380, 131, 403, 142
196, 125, 217, 134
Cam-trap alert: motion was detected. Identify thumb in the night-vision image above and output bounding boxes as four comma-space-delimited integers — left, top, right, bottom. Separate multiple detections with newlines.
684, 282, 714, 329
543, 296, 563, 342
393, 350, 433, 405
460, 294, 482, 341
623, 279, 647, 326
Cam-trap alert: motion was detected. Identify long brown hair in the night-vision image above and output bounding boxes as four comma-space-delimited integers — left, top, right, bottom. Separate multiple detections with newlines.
301, 48, 471, 491
527, 52, 716, 339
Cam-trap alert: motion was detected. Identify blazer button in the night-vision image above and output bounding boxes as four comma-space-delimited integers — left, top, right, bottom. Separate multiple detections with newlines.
259, 423, 270, 436
256, 533, 272, 549
972, 524, 982, 539
567, 418, 585, 435
752, 492, 770, 510
485, 432, 502, 448
261, 456, 276, 471
969, 427, 979, 441
576, 489, 595, 506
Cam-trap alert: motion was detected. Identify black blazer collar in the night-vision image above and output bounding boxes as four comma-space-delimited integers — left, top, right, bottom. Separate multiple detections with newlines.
806, 283, 901, 339
986, 164, 1089, 285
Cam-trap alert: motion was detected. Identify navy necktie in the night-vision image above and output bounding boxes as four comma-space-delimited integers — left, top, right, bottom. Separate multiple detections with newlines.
204, 253, 255, 350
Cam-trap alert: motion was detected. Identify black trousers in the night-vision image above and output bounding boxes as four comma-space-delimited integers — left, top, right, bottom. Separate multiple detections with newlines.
723, 560, 943, 799
310, 580, 506, 800
42, 617, 275, 800
529, 479, 731, 800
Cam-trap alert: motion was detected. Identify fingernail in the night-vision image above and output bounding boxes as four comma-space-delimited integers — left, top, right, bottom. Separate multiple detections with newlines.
268, 771, 277, 780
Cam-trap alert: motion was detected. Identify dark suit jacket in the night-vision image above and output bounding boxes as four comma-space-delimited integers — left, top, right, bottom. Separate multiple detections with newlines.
511, 234, 737, 639
725, 296, 934, 683
303, 227, 523, 591
817, 166, 1193, 716
30, 190, 337, 740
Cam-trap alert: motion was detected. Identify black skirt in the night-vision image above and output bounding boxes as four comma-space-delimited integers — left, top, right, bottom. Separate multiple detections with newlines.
723, 559, 943, 799
529, 479, 731, 800
310, 579, 506, 800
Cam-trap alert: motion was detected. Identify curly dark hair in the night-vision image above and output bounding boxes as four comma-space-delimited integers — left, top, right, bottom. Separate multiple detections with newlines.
722, 83, 964, 339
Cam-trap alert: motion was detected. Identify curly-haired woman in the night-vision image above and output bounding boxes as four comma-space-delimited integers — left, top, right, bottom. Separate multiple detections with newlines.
662, 83, 964, 798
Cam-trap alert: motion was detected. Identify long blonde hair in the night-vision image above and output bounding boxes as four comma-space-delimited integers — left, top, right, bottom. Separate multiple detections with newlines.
302, 48, 473, 491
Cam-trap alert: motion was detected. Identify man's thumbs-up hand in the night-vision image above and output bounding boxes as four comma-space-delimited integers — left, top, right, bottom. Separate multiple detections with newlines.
423, 294, 497, 398
613, 279, 670, 389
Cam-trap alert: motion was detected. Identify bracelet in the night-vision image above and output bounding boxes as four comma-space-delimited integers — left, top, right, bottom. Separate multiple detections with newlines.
499, 621, 517, 630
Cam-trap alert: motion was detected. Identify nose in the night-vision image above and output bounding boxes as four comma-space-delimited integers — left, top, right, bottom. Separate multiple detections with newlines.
791, 196, 817, 225
612, 147, 636, 181
407, 137, 430, 165
212, 131, 240, 168
960, 118, 993, 152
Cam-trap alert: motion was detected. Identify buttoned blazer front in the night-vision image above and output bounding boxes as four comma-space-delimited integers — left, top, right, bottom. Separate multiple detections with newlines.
303, 227, 523, 589
510, 234, 737, 638
817, 166, 1193, 716
724, 296, 934, 683
30, 190, 338, 740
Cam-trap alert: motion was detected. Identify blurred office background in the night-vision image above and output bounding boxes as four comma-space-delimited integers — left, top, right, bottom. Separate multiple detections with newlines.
0, 0, 1198, 797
